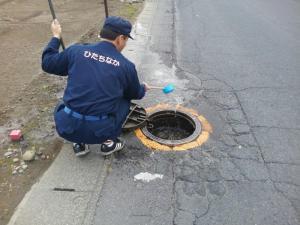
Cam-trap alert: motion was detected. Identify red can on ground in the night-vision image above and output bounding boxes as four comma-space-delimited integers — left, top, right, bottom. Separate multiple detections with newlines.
9, 130, 22, 141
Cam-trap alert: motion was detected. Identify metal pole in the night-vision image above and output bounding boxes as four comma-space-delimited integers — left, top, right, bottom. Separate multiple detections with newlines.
104, 0, 109, 17
47, 0, 65, 50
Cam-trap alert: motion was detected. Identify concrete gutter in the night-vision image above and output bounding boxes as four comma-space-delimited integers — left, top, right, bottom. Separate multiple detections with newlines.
7, 144, 111, 225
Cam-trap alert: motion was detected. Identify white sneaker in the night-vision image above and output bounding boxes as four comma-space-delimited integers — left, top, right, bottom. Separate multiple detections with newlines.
99, 138, 125, 156
72, 143, 90, 157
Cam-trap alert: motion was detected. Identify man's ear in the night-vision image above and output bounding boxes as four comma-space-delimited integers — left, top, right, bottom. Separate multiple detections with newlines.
115, 35, 122, 44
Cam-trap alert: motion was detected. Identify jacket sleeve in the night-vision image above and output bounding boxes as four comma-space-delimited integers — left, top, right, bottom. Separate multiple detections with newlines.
41, 37, 69, 76
123, 62, 146, 100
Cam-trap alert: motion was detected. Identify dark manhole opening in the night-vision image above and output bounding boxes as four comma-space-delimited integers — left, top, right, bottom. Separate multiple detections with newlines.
142, 110, 202, 146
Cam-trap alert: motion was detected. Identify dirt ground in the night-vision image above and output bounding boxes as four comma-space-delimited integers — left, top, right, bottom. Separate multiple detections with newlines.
0, 0, 144, 224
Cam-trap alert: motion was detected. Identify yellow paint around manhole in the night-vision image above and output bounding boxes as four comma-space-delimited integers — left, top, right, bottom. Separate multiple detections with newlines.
134, 104, 213, 151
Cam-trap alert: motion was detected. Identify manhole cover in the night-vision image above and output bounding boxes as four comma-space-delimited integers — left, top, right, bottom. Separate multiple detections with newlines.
122, 103, 147, 131
142, 110, 202, 146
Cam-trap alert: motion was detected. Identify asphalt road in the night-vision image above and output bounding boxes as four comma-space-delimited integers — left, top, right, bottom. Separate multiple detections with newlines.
93, 0, 300, 224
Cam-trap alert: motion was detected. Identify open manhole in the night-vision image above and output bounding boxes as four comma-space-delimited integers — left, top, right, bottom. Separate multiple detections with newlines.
142, 110, 202, 146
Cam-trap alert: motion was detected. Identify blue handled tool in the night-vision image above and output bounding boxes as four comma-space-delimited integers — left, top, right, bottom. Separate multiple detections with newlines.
149, 84, 174, 94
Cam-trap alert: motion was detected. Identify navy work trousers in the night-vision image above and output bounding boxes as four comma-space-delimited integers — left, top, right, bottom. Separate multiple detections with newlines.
53, 99, 130, 144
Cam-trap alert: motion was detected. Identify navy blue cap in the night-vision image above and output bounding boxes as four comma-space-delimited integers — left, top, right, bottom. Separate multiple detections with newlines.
103, 16, 133, 39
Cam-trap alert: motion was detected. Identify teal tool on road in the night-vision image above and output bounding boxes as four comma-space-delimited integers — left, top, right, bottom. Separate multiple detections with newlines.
149, 84, 174, 94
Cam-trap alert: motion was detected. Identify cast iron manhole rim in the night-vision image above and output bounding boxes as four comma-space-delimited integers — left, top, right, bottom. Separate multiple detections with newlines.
141, 110, 202, 146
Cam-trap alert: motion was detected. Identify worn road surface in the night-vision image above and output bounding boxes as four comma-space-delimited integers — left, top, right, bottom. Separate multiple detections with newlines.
93, 0, 300, 224
7, 0, 300, 224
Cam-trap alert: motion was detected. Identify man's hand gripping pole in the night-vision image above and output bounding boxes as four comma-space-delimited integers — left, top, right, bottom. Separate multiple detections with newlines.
47, 0, 65, 50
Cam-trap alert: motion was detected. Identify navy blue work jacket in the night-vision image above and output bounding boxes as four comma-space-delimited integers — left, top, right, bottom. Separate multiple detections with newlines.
42, 37, 145, 116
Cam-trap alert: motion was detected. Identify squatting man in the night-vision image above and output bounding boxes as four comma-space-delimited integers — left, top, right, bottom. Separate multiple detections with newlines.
42, 16, 150, 157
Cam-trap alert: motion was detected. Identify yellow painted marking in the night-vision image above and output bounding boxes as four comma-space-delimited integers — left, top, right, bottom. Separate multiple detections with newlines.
134, 104, 213, 151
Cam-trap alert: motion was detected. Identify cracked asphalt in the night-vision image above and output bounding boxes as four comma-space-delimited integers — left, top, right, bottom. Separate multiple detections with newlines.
93, 0, 300, 224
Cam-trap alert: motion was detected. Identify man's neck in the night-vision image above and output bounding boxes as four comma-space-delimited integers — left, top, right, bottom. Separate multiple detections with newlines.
101, 39, 117, 48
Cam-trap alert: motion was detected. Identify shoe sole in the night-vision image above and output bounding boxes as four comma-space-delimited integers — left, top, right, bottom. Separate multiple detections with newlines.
75, 149, 91, 157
